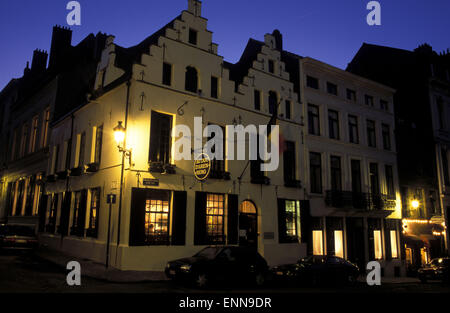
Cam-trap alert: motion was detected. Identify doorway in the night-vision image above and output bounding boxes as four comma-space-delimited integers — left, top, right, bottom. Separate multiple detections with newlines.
239, 201, 258, 248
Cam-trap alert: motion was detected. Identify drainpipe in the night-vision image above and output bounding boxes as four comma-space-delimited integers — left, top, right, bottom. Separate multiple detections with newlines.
115, 79, 131, 267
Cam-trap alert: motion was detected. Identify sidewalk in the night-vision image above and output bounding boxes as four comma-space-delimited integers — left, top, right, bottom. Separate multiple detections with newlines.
35, 247, 169, 283
357, 276, 420, 284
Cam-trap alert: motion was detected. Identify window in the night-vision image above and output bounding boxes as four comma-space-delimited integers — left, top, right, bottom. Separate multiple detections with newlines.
72, 190, 87, 236
188, 28, 197, 45
254, 90, 261, 111
29, 115, 39, 153
250, 135, 265, 182
206, 194, 224, 242
385, 165, 395, 197
390, 230, 398, 259
330, 156, 342, 191
268, 60, 275, 74
327, 82, 337, 95
380, 100, 389, 111
162, 62, 172, 86
285, 200, 300, 238
328, 110, 339, 139
334, 230, 344, 258
442, 149, 450, 185
20, 123, 29, 158
145, 197, 170, 244
78, 132, 86, 167
149, 111, 172, 164
367, 120, 376, 147
211, 76, 218, 99
94, 125, 103, 165
268, 91, 278, 115
88, 188, 100, 237
284, 141, 296, 184
208, 124, 225, 174
346, 89, 356, 101
313, 230, 324, 255
306, 75, 319, 89
308, 104, 320, 135
369, 163, 380, 195
41, 109, 50, 147
382, 124, 391, 150
351, 160, 362, 193
373, 230, 383, 259
365, 95, 374, 106
285, 100, 291, 119
310, 152, 322, 193
185, 66, 198, 93
348, 115, 359, 144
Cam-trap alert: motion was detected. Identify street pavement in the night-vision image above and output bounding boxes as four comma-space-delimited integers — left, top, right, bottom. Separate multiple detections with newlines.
1, 252, 450, 293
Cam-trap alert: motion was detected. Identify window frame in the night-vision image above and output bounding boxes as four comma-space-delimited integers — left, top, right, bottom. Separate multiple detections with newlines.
310, 152, 323, 194
328, 109, 340, 140
308, 104, 320, 136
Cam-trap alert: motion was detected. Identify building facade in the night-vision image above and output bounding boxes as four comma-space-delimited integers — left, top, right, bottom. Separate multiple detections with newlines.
297, 57, 402, 276
348, 43, 450, 272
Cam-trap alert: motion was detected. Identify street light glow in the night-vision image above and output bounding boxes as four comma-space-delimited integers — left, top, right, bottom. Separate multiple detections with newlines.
411, 200, 419, 209
113, 121, 126, 146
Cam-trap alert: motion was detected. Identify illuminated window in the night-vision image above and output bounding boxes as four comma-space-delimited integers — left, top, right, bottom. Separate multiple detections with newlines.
313, 230, 324, 255
373, 230, 383, 259
285, 200, 300, 238
334, 230, 344, 258
206, 194, 224, 242
390, 230, 398, 259
145, 198, 170, 244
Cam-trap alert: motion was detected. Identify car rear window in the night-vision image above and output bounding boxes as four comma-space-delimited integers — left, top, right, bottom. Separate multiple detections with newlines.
5, 225, 35, 236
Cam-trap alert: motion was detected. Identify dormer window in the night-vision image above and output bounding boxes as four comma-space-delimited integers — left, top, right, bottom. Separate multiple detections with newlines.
185, 66, 198, 93
189, 28, 197, 45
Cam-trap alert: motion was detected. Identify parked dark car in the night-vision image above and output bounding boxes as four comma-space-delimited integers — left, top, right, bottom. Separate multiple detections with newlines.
0, 224, 38, 252
418, 258, 450, 283
271, 255, 360, 286
165, 246, 268, 288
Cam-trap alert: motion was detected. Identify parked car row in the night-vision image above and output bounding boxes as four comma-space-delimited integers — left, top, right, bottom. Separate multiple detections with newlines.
0, 224, 38, 252
165, 246, 360, 288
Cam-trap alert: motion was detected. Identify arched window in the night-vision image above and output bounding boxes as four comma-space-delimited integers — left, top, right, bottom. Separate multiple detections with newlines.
269, 91, 278, 115
240, 200, 257, 214
185, 66, 198, 93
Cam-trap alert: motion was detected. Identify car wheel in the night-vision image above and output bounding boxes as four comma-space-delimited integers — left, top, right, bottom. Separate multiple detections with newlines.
255, 272, 265, 287
194, 272, 209, 289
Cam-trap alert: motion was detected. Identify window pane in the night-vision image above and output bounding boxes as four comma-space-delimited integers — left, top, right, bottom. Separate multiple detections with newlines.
313, 230, 324, 255
390, 230, 398, 258
334, 230, 344, 258
374, 230, 383, 259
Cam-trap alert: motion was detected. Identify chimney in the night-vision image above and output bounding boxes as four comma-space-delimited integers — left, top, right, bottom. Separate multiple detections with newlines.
31, 49, 48, 73
187, 0, 202, 17
272, 30, 283, 51
49, 25, 72, 69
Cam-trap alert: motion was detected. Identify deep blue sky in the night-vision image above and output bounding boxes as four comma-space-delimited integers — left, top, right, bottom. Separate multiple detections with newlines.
0, 0, 449, 90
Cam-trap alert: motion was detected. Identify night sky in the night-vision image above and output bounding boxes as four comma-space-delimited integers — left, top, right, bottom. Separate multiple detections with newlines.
0, 0, 449, 90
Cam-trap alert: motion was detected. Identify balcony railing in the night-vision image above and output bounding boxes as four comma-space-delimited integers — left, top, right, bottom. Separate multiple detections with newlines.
325, 190, 396, 211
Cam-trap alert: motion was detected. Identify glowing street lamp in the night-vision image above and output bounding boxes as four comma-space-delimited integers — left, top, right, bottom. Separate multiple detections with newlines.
113, 121, 126, 148
411, 199, 420, 209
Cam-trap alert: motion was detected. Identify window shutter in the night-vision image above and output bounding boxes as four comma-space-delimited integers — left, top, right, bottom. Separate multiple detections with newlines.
227, 194, 239, 245
300, 200, 311, 244
171, 191, 187, 246
194, 192, 207, 245
277, 198, 287, 243
129, 188, 147, 246
60, 193, 72, 236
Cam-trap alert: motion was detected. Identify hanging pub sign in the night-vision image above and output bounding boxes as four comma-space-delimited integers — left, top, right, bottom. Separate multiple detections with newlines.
194, 153, 211, 181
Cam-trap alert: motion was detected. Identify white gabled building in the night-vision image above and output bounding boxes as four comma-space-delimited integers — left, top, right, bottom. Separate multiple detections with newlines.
40, 0, 307, 271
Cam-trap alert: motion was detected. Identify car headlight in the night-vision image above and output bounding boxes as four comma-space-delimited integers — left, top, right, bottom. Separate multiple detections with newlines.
180, 264, 192, 272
